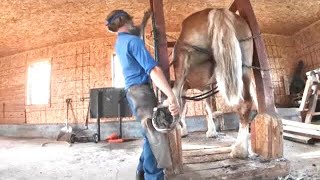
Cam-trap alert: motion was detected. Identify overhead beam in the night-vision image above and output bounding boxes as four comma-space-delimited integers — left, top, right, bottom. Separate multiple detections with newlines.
230, 0, 276, 115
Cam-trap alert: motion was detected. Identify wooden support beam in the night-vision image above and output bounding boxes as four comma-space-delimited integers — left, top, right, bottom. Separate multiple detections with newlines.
231, 0, 276, 115
229, 1, 237, 12
149, 0, 183, 175
230, 0, 283, 160
149, 0, 170, 80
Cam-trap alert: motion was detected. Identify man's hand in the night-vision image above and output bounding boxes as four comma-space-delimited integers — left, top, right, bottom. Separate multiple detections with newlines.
167, 96, 180, 116
149, 66, 180, 116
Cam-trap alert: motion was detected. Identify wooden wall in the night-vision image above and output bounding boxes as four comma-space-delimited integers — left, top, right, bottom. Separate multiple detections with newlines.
0, 36, 115, 124
0, 20, 319, 124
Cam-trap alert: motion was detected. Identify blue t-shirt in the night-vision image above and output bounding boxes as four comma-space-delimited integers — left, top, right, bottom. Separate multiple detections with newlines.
115, 32, 158, 89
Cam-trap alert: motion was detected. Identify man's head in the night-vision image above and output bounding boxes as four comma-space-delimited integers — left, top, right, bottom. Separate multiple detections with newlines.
105, 10, 133, 32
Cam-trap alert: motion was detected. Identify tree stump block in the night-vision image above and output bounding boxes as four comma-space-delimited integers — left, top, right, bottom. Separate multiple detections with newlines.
251, 113, 283, 160
166, 126, 183, 176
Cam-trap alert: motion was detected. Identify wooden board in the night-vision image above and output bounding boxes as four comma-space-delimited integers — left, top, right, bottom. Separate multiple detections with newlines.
283, 126, 320, 139
0, 103, 25, 112
283, 132, 315, 144
282, 118, 320, 140
282, 119, 320, 131
0, 103, 26, 123
0, 111, 25, 118
172, 145, 290, 180
183, 147, 232, 157
0, 117, 25, 124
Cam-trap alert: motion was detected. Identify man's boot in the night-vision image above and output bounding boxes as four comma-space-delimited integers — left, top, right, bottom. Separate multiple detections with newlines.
136, 170, 144, 180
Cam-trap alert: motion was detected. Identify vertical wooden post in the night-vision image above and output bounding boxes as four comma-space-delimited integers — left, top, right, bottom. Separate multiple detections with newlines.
149, 0, 170, 79
229, 0, 283, 159
150, 0, 183, 175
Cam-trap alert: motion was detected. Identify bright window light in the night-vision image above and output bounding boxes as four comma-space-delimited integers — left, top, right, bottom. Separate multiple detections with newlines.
27, 60, 51, 105
112, 54, 125, 88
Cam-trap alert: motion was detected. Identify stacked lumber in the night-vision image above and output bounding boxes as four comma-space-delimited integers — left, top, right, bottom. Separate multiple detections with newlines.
282, 119, 320, 144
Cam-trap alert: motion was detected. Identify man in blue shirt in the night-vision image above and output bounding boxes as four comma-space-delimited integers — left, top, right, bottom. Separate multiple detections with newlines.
105, 10, 180, 180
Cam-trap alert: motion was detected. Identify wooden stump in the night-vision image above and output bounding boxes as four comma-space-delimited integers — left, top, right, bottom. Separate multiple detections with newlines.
251, 113, 283, 160
166, 126, 183, 175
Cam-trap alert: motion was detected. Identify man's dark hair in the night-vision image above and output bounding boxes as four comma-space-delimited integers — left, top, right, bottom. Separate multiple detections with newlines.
105, 10, 133, 32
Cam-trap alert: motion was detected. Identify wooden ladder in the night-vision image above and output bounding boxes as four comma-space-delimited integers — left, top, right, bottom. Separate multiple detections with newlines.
299, 69, 320, 124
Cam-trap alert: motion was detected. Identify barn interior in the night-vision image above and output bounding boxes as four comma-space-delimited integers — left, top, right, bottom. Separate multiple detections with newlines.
0, 0, 319, 179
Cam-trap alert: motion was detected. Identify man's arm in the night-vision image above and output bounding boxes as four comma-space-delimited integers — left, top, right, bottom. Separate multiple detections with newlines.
150, 66, 179, 116
128, 38, 179, 115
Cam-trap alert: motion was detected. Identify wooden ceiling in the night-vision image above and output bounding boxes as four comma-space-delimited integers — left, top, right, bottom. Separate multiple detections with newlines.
0, 0, 319, 57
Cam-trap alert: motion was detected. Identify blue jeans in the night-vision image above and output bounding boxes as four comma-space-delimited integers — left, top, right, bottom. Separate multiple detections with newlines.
126, 84, 164, 180
137, 135, 164, 180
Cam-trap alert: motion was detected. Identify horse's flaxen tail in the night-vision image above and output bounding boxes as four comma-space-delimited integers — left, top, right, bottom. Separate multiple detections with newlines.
139, 9, 152, 40
208, 9, 243, 105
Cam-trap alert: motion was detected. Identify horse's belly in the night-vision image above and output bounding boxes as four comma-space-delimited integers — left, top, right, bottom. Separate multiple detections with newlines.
186, 62, 215, 90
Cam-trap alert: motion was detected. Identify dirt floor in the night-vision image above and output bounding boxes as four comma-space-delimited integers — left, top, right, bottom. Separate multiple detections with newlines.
0, 131, 319, 180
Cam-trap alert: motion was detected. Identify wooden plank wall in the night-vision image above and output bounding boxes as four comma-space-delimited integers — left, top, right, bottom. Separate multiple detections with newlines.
0, 21, 319, 124
0, 103, 25, 124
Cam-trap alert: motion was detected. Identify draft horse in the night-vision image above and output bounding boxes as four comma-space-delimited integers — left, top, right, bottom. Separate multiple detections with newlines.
172, 8, 254, 158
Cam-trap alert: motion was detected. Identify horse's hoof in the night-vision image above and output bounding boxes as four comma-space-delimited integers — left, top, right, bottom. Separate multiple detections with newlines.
181, 133, 188, 138
206, 131, 218, 138
230, 143, 248, 159
248, 153, 259, 160
248, 151, 258, 159
180, 128, 189, 138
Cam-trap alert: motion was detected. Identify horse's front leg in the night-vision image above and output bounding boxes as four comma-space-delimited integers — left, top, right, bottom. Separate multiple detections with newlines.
205, 97, 218, 138
179, 99, 189, 137
172, 49, 190, 133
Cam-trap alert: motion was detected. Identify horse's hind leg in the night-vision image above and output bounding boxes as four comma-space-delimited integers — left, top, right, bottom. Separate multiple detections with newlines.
230, 72, 252, 158
229, 21, 254, 158
205, 97, 218, 138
